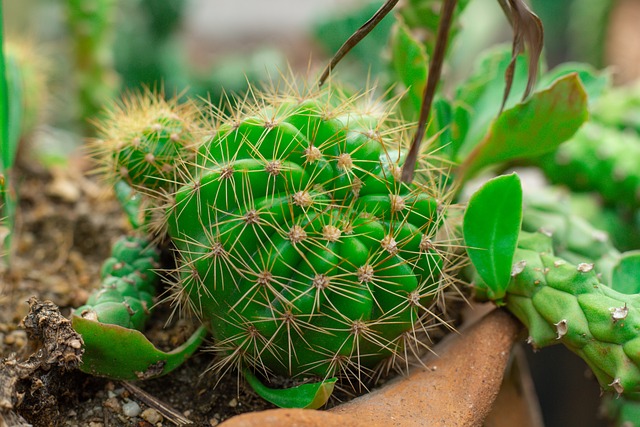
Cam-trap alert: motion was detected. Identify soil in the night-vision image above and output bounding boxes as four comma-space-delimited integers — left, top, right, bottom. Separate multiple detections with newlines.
0, 157, 277, 427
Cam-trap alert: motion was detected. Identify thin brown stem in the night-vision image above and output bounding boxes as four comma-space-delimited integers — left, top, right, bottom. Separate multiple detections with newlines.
318, 0, 400, 87
401, 0, 457, 183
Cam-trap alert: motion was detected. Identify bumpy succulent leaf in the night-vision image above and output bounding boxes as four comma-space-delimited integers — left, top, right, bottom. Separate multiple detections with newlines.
540, 121, 640, 211
475, 230, 640, 397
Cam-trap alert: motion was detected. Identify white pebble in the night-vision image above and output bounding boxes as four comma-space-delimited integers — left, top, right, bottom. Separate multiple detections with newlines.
122, 401, 141, 417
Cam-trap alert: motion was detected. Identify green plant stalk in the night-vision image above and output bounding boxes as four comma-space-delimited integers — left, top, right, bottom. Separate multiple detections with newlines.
67, 0, 118, 134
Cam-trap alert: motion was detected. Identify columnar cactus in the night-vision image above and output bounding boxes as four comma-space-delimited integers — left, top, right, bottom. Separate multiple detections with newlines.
96, 84, 455, 384
476, 230, 640, 396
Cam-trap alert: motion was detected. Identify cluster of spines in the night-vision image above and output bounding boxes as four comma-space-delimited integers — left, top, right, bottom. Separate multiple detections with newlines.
477, 230, 640, 396
75, 236, 160, 330
92, 91, 201, 198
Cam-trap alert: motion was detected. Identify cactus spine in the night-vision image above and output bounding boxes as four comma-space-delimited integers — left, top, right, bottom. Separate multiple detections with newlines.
95, 83, 455, 384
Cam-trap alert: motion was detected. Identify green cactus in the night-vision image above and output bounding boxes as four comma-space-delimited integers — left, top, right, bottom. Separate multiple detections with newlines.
475, 230, 640, 396
66, 0, 118, 134
75, 235, 160, 330
97, 84, 455, 384
92, 91, 200, 197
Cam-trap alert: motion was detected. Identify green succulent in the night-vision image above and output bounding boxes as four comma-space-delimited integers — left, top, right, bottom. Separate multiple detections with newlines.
99, 84, 455, 384
75, 235, 160, 330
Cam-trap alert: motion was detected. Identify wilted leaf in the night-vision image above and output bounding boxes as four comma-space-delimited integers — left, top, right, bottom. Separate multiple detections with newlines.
497, 0, 544, 110
73, 316, 206, 380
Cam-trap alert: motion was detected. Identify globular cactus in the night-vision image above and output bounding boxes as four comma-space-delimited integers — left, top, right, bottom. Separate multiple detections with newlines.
96, 83, 456, 384
476, 230, 640, 397
75, 235, 160, 330
92, 92, 200, 197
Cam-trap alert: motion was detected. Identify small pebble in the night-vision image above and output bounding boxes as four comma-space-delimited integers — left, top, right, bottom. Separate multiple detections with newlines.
141, 408, 163, 424
209, 418, 220, 426
122, 401, 141, 417
103, 397, 121, 413
228, 398, 238, 408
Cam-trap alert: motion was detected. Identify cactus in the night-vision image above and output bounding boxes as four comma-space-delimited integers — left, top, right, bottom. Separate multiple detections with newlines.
475, 229, 640, 396
75, 235, 160, 330
95, 84, 455, 385
66, 0, 118, 134
92, 91, 200, 197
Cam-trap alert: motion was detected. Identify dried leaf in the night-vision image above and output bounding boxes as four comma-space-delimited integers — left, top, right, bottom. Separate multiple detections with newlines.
498, 0, 544, 112
318, 0, 399, 87
401, 0, 457, 182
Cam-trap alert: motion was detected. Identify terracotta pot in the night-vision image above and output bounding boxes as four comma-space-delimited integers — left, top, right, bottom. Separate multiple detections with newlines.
220, 309, 523, 427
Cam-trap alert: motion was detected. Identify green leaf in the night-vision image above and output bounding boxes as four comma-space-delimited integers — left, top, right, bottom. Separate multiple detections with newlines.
453, 46, 531, 156
72, 316, 206, 380
611, 251, 640, 295
390, 18, 428, 122
244, 369, 336, 409
456, 73, 588, 182
463, 173, 523, 303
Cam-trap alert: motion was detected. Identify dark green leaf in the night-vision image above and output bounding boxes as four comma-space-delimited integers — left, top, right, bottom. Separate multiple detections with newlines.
463, 173, 523, 302
244, 369, 336, 409
72, 316, 206, 380
456, 73, 588, 182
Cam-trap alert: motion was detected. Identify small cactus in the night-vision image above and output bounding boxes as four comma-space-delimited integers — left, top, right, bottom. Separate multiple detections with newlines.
75, 236, 160, 330
92, 92, 200, 196
95, 83, 456, 385
540, 122, 640, 210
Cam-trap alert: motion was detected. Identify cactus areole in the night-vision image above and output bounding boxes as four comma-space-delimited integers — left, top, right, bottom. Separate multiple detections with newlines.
101, 85, 451, 382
